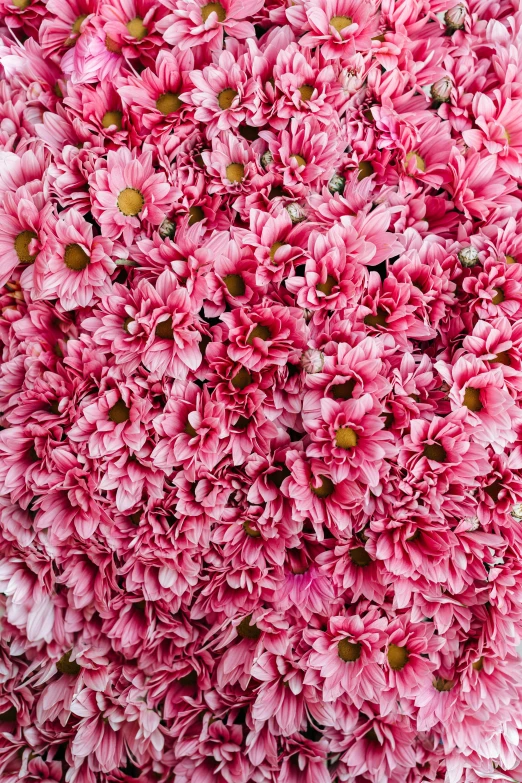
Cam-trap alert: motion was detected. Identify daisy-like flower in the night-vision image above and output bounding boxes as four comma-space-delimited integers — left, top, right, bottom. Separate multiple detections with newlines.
90, 147, 175, 244
0, 187, 51, 289
306, 394, 397, 484
201, 132, 262, 194
399, 410, 491, 486
34, 209, 115, 310
261, 117, 344, 189
158, 0, 264, 51
185, 49, 259, 138
118, 49, 194, 135
305, 610, 387, 704
221, 302, 308, 372
287, 0, 380, 60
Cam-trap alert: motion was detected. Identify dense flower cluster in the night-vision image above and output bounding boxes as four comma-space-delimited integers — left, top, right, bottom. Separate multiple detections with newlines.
1, 0, 522, 780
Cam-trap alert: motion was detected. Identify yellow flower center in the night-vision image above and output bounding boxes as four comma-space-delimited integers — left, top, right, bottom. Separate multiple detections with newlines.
126, 16, 147, 39
387, 644, 409, 670
243, 521, 261, 538
491, 351, 510, 366
71, 14, 88, 34
64, 244, 90, 271
358, 160, 374, 180
338, 639, 361, 662
335, 427, 358, 450
156, 92, 182, 114
349, 547, 371, 567
108, 399, 130, 424
299, 84, 314, 101
317, 274, 337, 296
101, 110, 123, 130
364, 308, 388, 328
463, 386, 482, 412
56, 651, 81, 676
14, 230, 37, 264
472, 657, 484, 671
218, 88, 238, 110
310, 475, 334, 498
201, 2, 226, 22
506, 255, 517, 264
105, 35, 122, 53
492, 287, 505, 305
247, 325, 271, 345
330, 379, 355, 400
269, 241, 285, 263
291, 154, 306, 167
433, 677, 454, 691
237, 614, 261, 639
117, 188, 144, 216
12, 0, 30, 8
226, 163, 244, 183
330, 15, 352, 32
223, 274, 245, 297
188, 205, 204, 224
185, 420, 197, 437
405, 151, 426, 172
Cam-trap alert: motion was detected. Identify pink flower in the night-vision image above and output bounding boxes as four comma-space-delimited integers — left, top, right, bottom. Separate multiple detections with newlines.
306, 394, 396, 484
463, 92, 522, 178
286, 223, 367, 314
90, 147, 175, 244
305, 610, 387, 704
70, 688, 125, 772
287, 0, 380, 60
185, 49, 259, 137
222, 303, 307, 372
35, 209, 115, 310
261, 117, 344, 188
152, 381, 227, 473
158, 0, 264, 51
399, 410, 491, 486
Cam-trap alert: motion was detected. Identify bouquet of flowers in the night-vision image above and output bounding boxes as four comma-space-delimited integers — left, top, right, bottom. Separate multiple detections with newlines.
1, 0, 522, 781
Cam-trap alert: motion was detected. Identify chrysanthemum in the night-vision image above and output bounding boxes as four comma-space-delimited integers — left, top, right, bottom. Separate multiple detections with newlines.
34, 209, 115, 310
305, 610, 387, 704
90, 147, 174, 244
158, 0, 264, 51
287, 0, 380, 60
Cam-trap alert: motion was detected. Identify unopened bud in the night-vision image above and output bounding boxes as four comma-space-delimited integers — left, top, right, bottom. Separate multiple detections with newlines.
511, 503, 522, 520
286, 202, 306, 224
328, 173, 346, 195
301, 349, 325, 374
431, 77, 452, 104
261, 150, 273, 169
458, 246, 479, 268
159, 218, 175, 239
444, 4, 466, 31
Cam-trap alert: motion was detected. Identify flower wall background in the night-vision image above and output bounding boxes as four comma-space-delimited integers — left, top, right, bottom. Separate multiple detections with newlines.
1, 0, 522, 781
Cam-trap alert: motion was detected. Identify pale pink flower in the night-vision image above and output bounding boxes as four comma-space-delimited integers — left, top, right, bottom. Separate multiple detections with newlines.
185, 49, 259, 137
287, 0, 380, 60
305, 610, 387, 704
158, 0, 264, 51
306, 394, 396, 484
90, 147, 175, 244
35, 208, 115, 310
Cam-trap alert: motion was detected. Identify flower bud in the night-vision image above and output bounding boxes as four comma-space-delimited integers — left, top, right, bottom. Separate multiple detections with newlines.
301, 349, 325, 373
444, 4, 466, 31
431, 77, 452, 104
328, 173, 346, 194
261, 150, 273, 169
286, 202, 306, 224
159, 218, 175, 239
458, 246, 479, 268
